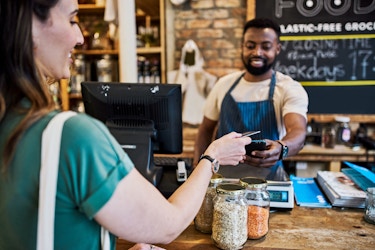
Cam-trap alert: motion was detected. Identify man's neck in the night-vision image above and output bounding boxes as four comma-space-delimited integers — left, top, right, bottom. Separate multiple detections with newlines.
243, 70, 273, 82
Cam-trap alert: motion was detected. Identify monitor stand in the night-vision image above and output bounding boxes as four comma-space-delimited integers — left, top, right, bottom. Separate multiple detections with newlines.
106, 122, 163, 186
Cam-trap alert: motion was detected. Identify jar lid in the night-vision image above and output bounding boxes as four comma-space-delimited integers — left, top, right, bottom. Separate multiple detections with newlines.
210, 173, 224, 184
239, 177, 267, 189
216, 183, 245, 195
335, 116, 350, 123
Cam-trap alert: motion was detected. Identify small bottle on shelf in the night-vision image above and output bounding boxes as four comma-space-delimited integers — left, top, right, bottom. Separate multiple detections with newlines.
143, 59, 151, 84
70, 54, 86, 94
335, 116, 351, 144
321, 123, 336, 149
137, 58, 145, 83
96, 54, 113, 82
151, 59, 161, 84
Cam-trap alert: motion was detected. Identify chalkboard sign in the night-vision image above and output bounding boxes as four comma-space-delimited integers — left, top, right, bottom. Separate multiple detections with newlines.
255, 0, 375, 114
276, 38, 374, 83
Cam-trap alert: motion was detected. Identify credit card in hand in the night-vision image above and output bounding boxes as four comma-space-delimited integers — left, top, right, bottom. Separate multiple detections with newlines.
241, 131, 261, 137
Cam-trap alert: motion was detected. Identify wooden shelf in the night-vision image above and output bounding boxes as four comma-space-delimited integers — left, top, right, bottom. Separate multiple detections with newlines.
59, 79, 70, 111
286, 144, 375, 171
78, 4, 105, 12
74, 49, 119, 55
69, 93, 82, 99
60, 0, 166, 111
308, 114, 375, 124
137, 47, 163, 54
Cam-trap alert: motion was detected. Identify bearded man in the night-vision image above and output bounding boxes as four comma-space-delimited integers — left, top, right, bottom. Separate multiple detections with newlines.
193, 18, 309, 181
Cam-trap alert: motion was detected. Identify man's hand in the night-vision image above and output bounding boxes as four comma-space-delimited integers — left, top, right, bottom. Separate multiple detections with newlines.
243, 139, 281, 168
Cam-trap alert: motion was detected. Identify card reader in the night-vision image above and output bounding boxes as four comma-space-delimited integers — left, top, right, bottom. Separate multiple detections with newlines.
176, 161, 187, 182
267, 180, 294, 210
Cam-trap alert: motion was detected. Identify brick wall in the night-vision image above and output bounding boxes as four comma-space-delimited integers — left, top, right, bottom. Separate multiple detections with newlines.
171, 0, 249, 78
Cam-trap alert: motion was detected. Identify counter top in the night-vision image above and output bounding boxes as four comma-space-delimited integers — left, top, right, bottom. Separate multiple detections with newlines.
116, 206, 375, 249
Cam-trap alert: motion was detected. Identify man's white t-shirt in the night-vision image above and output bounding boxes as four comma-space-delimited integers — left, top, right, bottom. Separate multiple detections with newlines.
204, 71, 309, 138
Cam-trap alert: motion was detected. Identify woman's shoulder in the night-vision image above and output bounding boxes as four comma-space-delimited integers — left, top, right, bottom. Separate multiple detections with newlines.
60, 112, 112, 141
63, 112, 104, 128
58, 111, 132, 168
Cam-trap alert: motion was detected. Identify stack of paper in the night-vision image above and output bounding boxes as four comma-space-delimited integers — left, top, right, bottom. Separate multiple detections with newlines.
316, 171, 366, 208
290, 175, 331, 208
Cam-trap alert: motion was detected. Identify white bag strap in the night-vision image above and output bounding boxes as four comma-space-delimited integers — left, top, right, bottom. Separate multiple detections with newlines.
37, 111, 77, 250
37, 111, 110, 250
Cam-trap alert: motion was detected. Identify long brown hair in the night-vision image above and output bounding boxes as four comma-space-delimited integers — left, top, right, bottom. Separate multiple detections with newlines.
0, 0, 59, 170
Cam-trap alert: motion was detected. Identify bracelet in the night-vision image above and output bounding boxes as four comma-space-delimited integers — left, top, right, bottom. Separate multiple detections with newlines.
198, 154, 220, 173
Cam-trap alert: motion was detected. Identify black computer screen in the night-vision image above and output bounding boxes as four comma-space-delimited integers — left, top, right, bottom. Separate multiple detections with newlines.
81, 82, 183, 186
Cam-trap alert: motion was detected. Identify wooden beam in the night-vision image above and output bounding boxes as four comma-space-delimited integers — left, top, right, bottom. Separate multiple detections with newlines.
247, 0, 255, 20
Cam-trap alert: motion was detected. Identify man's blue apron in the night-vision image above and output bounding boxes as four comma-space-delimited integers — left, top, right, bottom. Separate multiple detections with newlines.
216, 72, 288, 181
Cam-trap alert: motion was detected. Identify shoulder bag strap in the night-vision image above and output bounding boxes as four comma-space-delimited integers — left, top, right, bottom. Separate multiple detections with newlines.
37, 111, 77, 250
37, 111, 110, 250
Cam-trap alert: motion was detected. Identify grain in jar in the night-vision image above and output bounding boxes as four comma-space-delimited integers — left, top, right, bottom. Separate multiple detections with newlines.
194, 173, 223, 233
240, 177, 270, 240
212, 183, 247, 250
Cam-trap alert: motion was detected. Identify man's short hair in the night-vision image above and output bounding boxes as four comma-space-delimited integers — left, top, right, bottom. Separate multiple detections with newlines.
243, 18, 281, 41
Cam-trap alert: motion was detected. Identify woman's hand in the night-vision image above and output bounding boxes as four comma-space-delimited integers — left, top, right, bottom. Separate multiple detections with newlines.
204, 132, 251, 166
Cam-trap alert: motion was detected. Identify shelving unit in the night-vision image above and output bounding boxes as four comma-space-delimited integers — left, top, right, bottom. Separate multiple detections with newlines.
60, 0, 166, 111
135, 0, 166, 85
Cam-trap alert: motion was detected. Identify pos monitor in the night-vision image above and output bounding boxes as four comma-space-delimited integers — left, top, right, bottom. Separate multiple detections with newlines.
81, 82, 183, 186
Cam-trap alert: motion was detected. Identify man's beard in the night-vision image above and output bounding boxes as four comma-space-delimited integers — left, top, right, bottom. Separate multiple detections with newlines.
242, 56, 274, 76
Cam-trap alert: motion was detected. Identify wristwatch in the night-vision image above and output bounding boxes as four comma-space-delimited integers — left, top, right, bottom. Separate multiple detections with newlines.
198, 154, 220, 173
276, 140, 288, 160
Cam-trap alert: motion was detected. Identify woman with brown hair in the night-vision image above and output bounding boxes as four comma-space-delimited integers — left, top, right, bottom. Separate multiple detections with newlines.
0, 0, 251, 249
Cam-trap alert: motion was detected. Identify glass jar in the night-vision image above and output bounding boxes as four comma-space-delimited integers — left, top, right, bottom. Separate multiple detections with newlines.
91, 22, 110, 50
212, 183, 247, 250
335, 116, 351, 144
195, 174, 223, 234
96, 54, 113, 82
364, 187, 375, 225
240, 177, 270, 239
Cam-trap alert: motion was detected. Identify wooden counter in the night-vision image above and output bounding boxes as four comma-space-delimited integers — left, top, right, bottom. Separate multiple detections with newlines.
116, 206, 375, 250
